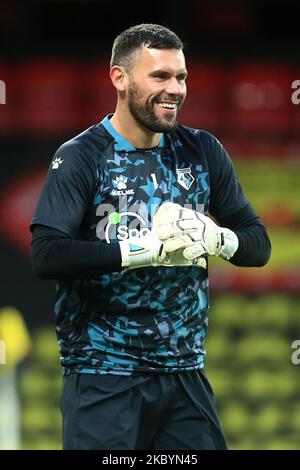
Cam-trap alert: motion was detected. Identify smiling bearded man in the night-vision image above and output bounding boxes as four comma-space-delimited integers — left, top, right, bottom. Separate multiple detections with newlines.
125, 48, 186, 133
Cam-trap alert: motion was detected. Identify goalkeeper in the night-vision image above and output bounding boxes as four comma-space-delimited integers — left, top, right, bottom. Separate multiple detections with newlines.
30, 24, 271, 450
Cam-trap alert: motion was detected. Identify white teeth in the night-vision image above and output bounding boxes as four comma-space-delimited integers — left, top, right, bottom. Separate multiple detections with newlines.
158, 102, 177, 109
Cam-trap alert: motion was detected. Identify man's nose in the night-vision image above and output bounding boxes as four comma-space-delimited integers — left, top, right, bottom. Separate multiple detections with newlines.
164, 77, 184, 96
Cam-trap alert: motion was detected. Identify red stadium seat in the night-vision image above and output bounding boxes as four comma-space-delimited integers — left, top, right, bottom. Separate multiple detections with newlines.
79, 61, 116, 127
0, 167, 47, 255
0, 64, 20, 134
225, 62, 293, 134
20, 61, 82, 135
180, 63, 225, 133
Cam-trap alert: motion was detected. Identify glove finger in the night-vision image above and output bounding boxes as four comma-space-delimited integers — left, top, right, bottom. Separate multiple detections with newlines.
194, 257, 207, 269
164, 250, 187, 266
154, 224, 177, 240
155, 223, 189, 241
154, 203, 182, 225
163, 236, 189, 252
173, 219, 203, 234
154, 206, 196, 231
155, 214, 200, 230
156, 223, 203, 243
183, 242, 207, 259
157, 202, 181, 213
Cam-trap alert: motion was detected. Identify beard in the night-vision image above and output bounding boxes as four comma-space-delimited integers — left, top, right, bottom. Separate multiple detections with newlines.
128, 81, 182, 133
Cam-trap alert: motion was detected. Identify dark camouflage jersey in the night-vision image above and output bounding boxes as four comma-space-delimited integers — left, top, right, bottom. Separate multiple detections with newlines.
31, 115, 248, 375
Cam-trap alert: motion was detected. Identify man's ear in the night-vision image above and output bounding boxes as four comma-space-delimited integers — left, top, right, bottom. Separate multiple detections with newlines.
110, 66, 127, 92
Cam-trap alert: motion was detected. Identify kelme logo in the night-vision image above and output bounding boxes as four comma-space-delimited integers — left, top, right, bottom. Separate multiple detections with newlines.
111, 175, 135, 196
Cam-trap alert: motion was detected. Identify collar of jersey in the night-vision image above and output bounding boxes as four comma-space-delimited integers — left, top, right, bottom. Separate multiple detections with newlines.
101, 114, 165, 152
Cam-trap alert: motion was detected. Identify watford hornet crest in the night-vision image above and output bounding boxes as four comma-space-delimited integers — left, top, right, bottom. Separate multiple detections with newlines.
176, 167, 195, 190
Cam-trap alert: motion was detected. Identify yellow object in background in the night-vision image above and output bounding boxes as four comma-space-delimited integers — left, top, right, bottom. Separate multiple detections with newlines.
0, 307, 31, 450
0, 306, 31, 368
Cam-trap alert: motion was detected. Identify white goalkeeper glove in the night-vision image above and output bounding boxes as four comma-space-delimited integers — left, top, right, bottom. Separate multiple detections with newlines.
119, 230, 207, 270
163, 249, 207, 269
153, 202, 239, 261
119, 232, 164, 269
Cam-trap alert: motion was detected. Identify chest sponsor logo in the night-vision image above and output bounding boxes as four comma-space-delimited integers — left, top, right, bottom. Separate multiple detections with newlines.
104, 211, 149, 243
176, 167, 195, 190
111, 175, 135, 196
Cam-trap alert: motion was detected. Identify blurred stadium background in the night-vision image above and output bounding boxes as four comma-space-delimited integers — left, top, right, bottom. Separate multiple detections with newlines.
0, 0, 300, 450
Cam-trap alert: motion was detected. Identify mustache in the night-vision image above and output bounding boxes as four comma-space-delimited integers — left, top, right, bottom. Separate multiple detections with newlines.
153, 94, 182, 104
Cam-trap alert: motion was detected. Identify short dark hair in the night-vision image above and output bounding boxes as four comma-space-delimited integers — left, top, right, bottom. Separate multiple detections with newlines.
110, 23, 184, 70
